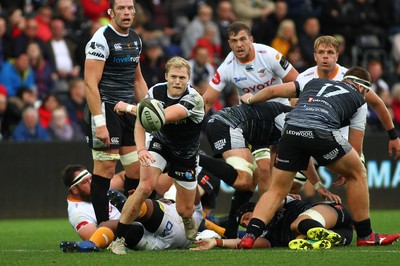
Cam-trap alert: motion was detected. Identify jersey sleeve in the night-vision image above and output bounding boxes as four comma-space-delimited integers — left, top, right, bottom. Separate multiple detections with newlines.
178, 91, 205, 124
85, 28, 109, 61
270, 52, 293, 79
349, 103, 367, 131
68, 210, 97, 232
209, 59, 230, 92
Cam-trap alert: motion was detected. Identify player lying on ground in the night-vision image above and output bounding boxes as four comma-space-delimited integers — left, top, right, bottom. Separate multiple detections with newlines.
191, 194, 353, 250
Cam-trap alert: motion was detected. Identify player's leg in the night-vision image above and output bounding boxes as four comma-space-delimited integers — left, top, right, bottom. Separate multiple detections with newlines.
175, 180, 198, 240
119, 146, 140, 195
291, 204, 342, 246
91, 151, 119, 224
252, 147, 271, 195
223, 148, 255, 191
239, 167, 296, 248
327, 149, 371, 234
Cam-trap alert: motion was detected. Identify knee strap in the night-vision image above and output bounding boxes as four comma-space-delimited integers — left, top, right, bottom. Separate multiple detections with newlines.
225, 156, 255, 176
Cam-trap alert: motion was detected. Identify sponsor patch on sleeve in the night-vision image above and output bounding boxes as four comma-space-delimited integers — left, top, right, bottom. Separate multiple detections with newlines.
212, 71, 221, 85
279, 56, 289, 70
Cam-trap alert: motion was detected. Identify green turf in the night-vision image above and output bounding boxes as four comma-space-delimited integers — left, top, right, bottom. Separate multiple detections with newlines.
0, 210, 399, 266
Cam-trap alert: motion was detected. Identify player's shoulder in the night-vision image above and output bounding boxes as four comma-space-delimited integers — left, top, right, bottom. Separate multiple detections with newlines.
298, 66, 317, 80
183, 86, 204, 103
253, 43, 281, 58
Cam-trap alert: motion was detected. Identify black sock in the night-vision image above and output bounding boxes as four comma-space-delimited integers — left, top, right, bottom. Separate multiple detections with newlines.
90, 174, 111, 224
124, 175, 139, 196
331, 227, 354, 246
354, 218, 373, 239
246, 218, 265, 238
199, 154, 238, 186
297, 219, 324, 235
124, 224, 145, 249
224, 190, 253, 238
116, 221, 132, 238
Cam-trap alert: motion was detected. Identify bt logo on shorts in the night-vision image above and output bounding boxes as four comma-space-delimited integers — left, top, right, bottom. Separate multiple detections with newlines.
110, 137, 119, 144
174, 170, 195, 180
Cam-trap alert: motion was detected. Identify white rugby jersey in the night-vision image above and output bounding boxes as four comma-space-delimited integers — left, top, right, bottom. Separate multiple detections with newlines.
67, 196, 203, 250
296, 64, 348, 83
210, 43, 293, 105
67, 196, 120, 232
134, 202, 203, 250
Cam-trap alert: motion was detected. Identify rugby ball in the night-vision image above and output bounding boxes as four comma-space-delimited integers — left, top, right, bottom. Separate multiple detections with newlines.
137, 98, 165, 132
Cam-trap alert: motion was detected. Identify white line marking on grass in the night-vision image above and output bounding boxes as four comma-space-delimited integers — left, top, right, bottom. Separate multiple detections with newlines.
1, 249, 55, 252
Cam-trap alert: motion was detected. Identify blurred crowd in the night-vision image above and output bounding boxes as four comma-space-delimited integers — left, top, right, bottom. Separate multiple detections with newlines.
1, 0, 400, 142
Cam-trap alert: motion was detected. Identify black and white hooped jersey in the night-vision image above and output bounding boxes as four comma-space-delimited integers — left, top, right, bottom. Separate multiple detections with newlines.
85, 24, 142, 104
210, 43, 293, 105
148, 83, 205, 158
286, 78, 367, 131
210, 101, 292, 146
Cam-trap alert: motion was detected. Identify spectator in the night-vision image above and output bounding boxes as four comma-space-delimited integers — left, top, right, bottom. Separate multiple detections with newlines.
334, 34, 352, 68
0, 52, 35, 97
48, 105, 84, 141
38, 93, 63, 128
368, 59, 390, 93
7, 86, 38, 116
319, 0, 353, 47
46, 18, 81, 94
136, 0, 175, 40
180, 4, 220, 59
6, 7, 25, 39
214, 0, 236, 58
140, 40, 167, 87
191, 23, 222, 66
11, 105, 51, 141
0, 85, 19, 140
298, 16, 320, 68
251, 0, 288, 45
286, 45, 308, 73
27, 42, 58, 100
344, 0, 386, 50
271, 19, 298, 58
12, 16, 50, 60
62, 78, 86, 133
35, 5, 53, 42
80, 0, 109, 22
231, 0, 275, 29
189, 45, 215, 90
55, 0, 84, 42
75, 19, 103, 77
366, 59, 393, 130
0, 16, 13, 71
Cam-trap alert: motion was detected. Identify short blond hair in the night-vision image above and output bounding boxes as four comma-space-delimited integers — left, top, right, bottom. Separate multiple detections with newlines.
314, 35, 339, 52
165, 56, 191, 78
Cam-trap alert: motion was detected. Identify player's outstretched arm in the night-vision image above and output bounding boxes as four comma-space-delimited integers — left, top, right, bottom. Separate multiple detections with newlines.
240, 82, 297, 104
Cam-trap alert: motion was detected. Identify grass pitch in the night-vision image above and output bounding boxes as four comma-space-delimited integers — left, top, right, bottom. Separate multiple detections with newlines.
0, 210, 399, 266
